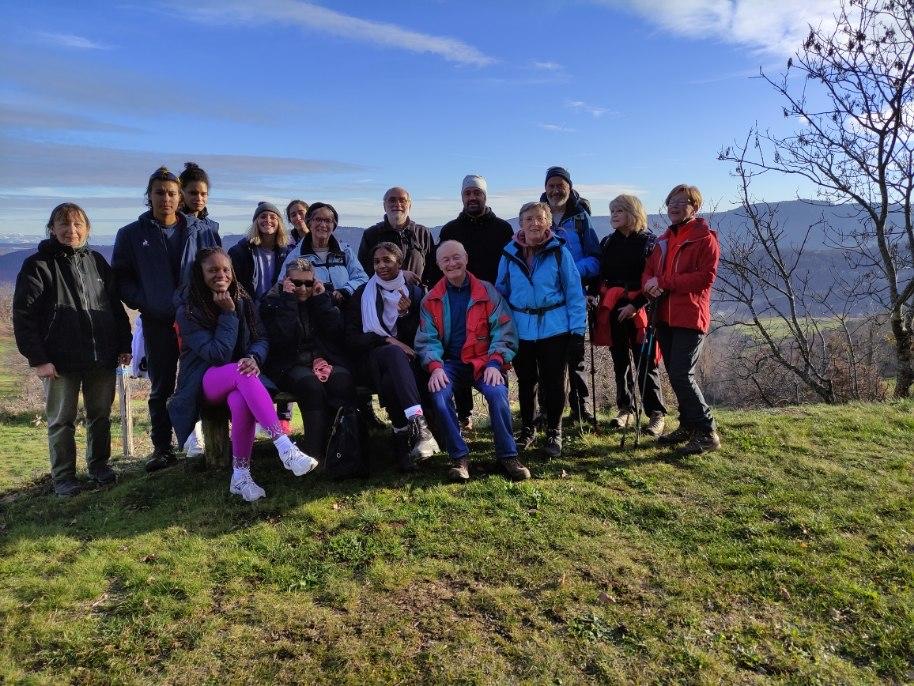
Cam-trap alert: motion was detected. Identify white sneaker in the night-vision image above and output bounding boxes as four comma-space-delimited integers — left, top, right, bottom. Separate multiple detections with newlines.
183, 433, 204, 457
229, 473, 266, 502
280, 444, 319, 477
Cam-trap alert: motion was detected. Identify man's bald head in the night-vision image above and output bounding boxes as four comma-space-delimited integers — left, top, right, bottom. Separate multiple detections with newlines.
436, 240, 469, 286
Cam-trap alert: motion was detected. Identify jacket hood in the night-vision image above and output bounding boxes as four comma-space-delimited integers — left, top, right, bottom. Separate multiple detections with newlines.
511, 227, 555, 249
659, 216, 713, 242
37, 237, 89, 257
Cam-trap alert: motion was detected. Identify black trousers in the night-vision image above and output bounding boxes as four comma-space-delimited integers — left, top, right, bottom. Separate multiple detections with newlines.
368, 344, 424, 429
142, 316, 179, 451
514, 334, 570, 433
655, 324, 714, 431
275, 364, 356, 411
609, 315, 666, 415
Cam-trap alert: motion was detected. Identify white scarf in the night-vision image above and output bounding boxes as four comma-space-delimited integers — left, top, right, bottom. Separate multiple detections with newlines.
361, 272, 407, 337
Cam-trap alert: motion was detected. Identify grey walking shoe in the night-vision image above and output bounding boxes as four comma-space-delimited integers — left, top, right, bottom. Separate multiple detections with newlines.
407, 415, 439, 460
54, 478, 82, 498
543, 430, 562, 458
608, 411, 632, 430
644, 412, 666, 437
517, 425, 536, 451
680, 429, 721, 455
88, 465, 117, 485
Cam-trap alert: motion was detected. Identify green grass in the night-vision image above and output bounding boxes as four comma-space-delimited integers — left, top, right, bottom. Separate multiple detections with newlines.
0, 336, 912, 683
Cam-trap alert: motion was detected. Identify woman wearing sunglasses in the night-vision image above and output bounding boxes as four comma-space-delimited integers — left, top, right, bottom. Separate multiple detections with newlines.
259, 258, 356, 461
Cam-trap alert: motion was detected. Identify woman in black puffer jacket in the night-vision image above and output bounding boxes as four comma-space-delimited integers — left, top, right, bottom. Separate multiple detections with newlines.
13, 203, 132, 497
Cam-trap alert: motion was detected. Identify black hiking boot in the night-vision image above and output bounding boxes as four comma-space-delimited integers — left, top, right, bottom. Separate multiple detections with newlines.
543, 430, 562, 458
448, 456, 470, 482
657, 425, 693, 446
145, 447, 178, 473
407, 415, 439, 460
517, 425, 536, 451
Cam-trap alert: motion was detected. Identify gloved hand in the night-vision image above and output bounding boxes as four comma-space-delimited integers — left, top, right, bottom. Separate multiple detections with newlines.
567, 334, 585, 363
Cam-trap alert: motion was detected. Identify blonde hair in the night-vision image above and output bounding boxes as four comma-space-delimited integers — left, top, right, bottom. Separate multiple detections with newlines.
518, 201, 552, 224
664, 184, 702, 210
609, 194, 647, 232
245, 211, 290, 248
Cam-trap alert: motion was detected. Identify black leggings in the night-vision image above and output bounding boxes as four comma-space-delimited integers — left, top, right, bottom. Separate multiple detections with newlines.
368, 344, 423, 429
513, 334, 570, 432
275, 364, 356, 411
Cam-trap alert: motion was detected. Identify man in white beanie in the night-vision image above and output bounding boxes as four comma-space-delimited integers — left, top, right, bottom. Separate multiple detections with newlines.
434, 174, 514, 430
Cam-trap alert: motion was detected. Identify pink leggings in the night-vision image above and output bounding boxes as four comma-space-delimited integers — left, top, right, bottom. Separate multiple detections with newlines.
202, 363, 283, 462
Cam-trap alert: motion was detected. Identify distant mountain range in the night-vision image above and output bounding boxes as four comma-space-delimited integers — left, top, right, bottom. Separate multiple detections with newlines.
0, 201, 900, 317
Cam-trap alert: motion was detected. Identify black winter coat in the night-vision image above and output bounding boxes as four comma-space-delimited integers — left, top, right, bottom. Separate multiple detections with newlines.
259, 289, 351, 378
13, 239, 131, 372
357, 218, 435, 287
435, 208, 514, 284
227, 237, 295, 303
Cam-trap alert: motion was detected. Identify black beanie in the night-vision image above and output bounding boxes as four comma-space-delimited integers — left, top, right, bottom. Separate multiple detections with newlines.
545, 166, 572, 188
253, 201, 282, 223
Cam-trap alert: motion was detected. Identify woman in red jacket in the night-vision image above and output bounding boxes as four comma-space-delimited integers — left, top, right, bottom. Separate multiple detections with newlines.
642, 184, 720, 454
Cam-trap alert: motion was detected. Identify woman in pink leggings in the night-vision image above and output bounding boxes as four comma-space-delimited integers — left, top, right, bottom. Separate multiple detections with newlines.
168, 247, 318, 501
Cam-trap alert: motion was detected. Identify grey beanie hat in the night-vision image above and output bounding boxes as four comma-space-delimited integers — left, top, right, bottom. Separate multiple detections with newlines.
462, 174, 487, 194
252, 201, 282, 223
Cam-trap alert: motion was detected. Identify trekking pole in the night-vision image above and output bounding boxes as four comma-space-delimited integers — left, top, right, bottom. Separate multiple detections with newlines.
634, 303, 659, 448
587, 301, 599, 433
619, 317, 646, 450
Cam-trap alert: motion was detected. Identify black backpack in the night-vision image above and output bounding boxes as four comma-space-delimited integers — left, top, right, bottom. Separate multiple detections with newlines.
324, 407, 367, 479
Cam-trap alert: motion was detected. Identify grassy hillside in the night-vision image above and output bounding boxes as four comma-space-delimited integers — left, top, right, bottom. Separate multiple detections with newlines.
0, 329, 912, 683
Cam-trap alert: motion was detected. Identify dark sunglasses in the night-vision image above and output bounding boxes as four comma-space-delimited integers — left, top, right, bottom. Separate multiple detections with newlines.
290, 278, 314, 288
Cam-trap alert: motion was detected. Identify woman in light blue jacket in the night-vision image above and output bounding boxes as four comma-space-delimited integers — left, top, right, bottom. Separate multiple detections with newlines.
280, 202, 368, 306
496, 201, 585, 458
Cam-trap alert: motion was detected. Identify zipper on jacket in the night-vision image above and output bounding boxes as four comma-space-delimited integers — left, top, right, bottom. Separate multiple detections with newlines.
75, 252, 100, 363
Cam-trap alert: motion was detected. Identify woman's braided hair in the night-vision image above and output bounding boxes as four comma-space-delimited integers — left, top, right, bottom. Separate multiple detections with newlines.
186, 247, 258, 335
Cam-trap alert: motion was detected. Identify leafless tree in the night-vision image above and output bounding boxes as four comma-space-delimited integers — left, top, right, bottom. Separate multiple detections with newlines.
719, 0, 914, 397
714, 136, 886, 403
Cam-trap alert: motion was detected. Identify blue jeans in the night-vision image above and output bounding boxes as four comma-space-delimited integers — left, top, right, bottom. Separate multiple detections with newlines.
429, 360, 517, 461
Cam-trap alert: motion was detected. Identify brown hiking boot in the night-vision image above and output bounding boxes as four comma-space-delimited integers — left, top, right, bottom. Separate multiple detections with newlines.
644, 412, 666, 437
681, 429, 721, 455
608, 411, 632, 430
500, 458, 531, 481
448, 456, 470, 482
657, 425, 693, 446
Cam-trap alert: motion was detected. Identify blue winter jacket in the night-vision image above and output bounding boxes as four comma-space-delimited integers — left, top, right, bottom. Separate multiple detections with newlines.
112, 210, 221, 322
167, 289, 269, 447
495, 234, 587, 341
280, 233, 368, 298
540, 190, 600, 281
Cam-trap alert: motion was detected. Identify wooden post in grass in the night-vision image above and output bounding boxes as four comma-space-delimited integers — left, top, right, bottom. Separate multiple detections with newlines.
201, 405, 232, 469
117, 365, 134, 457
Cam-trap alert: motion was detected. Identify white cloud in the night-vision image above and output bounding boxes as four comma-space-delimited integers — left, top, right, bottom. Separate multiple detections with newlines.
602, 0, 841, 55
532, 61, 563, 71
166, 0, 495, 66
539, 123, 576, 133
35, 32, 111, 50
566, 100, 613, 118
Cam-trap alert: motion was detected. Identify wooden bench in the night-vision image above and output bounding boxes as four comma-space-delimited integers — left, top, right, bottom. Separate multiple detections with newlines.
200, 388, 375, 469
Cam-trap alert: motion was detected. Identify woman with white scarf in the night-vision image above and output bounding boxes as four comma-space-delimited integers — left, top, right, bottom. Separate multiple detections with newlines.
346, 242, 438, 471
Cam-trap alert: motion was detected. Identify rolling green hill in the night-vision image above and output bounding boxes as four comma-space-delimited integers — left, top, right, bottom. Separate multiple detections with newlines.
0, 328, 911, 684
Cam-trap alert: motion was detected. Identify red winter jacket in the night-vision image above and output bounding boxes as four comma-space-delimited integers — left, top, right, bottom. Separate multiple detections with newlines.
642, 217, 719, 333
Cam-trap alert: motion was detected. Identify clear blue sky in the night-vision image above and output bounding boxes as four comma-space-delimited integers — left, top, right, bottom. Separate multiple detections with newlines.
0, 0, 839, 237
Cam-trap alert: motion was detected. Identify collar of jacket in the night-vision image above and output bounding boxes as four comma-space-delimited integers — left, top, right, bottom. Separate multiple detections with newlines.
457, 207, 494, 224
138, 209, 203, 237
539, 189, 587, 218
659, 216, 711, 242
38, 237, 90, 257
382, 216, 415, 234
299, 232, 343, 255
505, 233, 563, 257
426, 271, 489, 304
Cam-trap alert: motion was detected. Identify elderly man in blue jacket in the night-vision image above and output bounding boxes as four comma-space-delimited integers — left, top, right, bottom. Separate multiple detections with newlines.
540, 166, 601, 425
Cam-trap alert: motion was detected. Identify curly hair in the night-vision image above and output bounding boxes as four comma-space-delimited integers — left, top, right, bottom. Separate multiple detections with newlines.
185, 247, 258, 336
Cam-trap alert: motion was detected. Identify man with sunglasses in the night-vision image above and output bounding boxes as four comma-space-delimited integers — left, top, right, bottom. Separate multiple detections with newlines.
357, 187, 435, 288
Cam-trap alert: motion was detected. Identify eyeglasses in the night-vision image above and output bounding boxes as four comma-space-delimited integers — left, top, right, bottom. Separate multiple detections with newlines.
667, 200, 692, 208
290, 279, 314, 288
310, 217, 335, 226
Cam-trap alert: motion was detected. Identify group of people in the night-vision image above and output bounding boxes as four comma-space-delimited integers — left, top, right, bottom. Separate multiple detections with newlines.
12, 162, 721, 501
